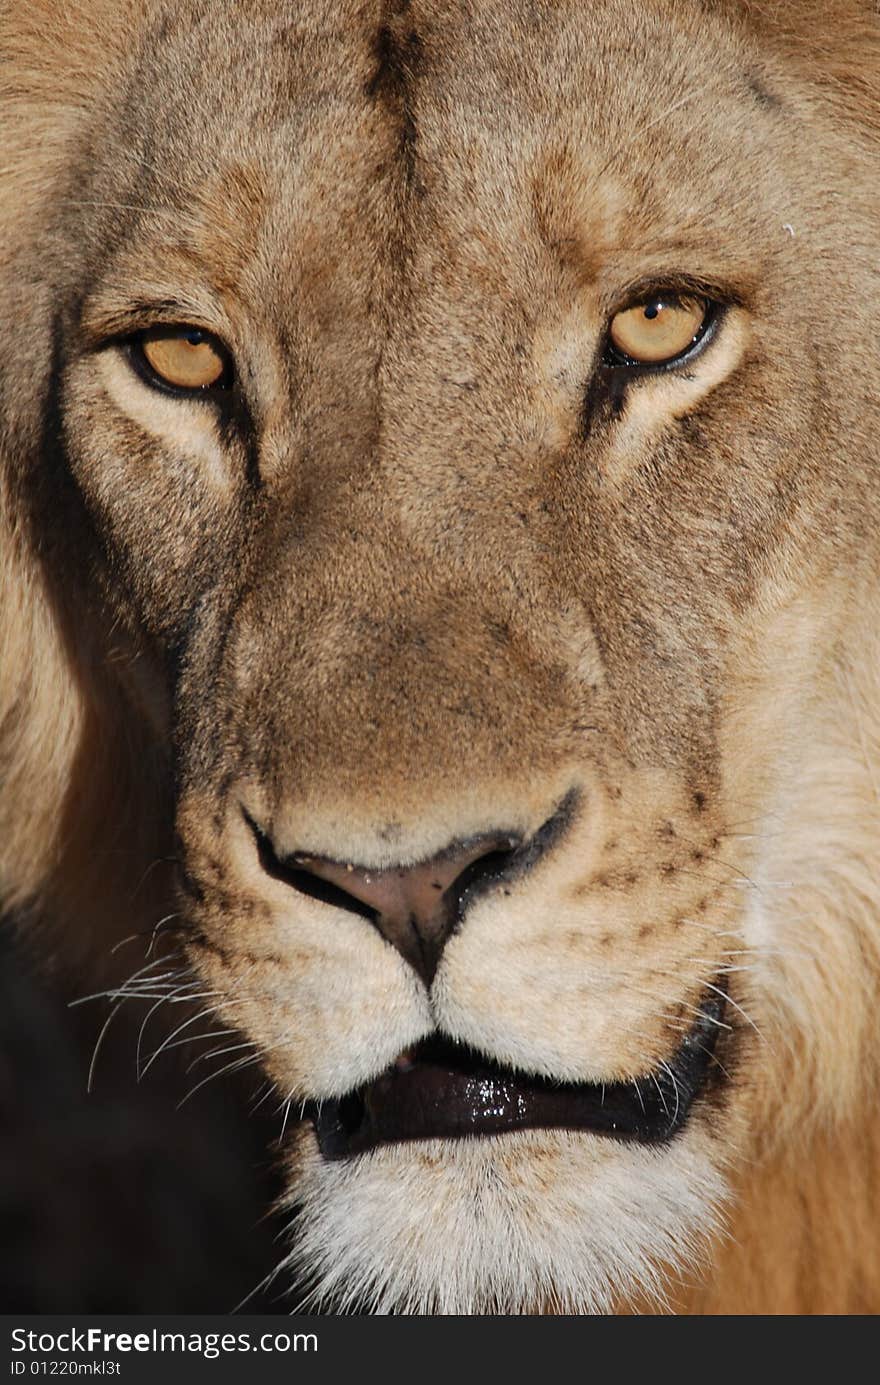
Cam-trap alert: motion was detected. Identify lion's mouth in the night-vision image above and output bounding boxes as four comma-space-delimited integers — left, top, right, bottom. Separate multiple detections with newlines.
311, 992, 727, 1160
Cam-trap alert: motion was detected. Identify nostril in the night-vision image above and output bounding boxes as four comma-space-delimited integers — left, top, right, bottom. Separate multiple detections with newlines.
246, 813, 379, 924
446, 843, 519, 921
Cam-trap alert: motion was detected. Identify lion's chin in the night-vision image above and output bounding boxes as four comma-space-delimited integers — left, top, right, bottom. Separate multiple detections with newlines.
281, 1122, 727, 1315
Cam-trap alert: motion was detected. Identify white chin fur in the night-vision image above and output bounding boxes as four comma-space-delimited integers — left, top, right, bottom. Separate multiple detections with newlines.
280, 1124, 727, 1315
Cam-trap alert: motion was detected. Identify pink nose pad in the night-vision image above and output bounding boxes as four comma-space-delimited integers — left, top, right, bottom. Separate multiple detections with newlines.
248, 790, 579, 986
291, 833, 520, 984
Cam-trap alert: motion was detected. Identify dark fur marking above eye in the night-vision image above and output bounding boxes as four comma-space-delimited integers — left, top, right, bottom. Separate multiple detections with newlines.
746, 71, 782, 111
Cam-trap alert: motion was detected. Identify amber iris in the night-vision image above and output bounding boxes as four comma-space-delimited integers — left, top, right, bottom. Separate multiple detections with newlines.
140, 328, 227, 390
608, 296, 707, 365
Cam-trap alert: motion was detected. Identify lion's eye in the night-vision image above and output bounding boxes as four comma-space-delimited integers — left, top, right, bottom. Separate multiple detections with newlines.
135, 328, 231, 392
607, 296, 709, 366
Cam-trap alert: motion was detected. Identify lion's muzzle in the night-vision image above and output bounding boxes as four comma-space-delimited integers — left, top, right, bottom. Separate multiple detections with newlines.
246, 791, 577, 984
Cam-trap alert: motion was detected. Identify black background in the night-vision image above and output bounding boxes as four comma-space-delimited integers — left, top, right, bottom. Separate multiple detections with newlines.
0, 920, 290, 1314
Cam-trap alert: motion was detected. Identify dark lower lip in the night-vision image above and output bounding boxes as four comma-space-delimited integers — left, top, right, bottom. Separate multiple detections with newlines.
311, 992, 727, 1160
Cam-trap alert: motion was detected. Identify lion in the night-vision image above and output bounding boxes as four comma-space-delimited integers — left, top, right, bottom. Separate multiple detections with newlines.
1, 0, 879, 1315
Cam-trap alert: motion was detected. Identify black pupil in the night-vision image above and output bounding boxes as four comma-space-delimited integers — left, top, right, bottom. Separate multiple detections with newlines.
185, 330, 204, 346
643, 303, 661, 321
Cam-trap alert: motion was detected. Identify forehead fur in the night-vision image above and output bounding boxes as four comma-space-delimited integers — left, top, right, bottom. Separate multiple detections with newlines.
3, 0, 877, 227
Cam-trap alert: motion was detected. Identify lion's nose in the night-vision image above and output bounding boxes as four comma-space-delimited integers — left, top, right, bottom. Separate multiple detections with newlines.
255, 827, 522, 985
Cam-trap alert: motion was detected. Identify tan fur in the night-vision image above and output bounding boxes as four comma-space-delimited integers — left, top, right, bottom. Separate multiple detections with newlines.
1, 0, 878, 1313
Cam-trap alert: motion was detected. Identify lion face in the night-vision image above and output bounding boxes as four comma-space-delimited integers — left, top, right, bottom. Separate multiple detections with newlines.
2, 0, 879, 1313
